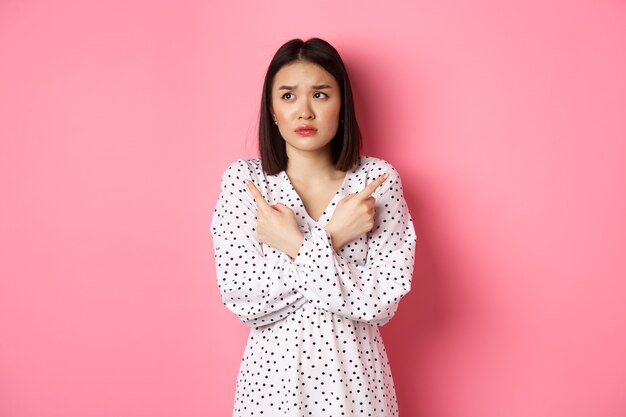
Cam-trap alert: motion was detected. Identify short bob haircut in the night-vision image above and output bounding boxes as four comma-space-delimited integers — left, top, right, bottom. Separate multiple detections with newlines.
259, 38, 361, 175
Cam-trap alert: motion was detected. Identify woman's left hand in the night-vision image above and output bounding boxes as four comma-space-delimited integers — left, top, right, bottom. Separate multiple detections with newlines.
245, 180, 304, 259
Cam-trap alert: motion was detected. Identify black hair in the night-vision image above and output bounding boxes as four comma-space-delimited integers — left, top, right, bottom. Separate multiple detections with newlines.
259, 38, 361, 175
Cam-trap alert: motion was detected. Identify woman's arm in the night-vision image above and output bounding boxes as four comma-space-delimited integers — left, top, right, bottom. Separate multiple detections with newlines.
210, 160, 308, 328
289, 166, 417, 326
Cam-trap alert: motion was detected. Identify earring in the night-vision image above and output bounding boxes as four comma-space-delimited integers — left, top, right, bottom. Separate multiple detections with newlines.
274, 120, 278, 125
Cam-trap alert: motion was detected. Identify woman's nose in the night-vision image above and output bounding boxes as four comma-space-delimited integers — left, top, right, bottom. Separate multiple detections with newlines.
298, 100, 315, 120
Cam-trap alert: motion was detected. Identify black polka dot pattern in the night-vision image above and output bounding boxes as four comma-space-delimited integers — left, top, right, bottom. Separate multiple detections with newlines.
210, 155, 417, 416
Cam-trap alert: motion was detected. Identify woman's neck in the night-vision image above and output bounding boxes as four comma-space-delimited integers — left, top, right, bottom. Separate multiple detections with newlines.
284, 147, 341, 184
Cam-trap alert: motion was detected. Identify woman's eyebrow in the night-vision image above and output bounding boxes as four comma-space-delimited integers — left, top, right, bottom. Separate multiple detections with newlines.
277, 84, 333, 90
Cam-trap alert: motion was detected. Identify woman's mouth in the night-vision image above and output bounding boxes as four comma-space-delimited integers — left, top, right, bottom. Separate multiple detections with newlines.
295, 126, 318, 136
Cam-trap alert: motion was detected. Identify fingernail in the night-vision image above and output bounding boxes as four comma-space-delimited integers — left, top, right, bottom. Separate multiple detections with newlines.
383, 173, 389, 179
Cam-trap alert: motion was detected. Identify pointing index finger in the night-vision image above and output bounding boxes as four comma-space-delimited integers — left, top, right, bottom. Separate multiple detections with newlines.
357, 173, 389, 198
245, 180, 270, 208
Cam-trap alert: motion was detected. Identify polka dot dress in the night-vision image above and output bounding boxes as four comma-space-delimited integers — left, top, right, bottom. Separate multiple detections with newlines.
210, 156, 417, 416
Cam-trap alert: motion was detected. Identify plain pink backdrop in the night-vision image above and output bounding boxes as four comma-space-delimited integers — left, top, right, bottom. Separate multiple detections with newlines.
1, 1, 625, 416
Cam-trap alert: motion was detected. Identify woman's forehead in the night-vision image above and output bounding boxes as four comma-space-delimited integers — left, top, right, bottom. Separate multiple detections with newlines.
273, 61, 338, 88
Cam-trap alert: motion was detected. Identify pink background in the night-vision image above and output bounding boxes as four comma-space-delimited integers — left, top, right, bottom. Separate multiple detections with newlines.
1, 0, 625, 416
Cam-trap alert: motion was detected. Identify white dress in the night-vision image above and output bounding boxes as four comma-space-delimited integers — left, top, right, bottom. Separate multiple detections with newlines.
210, 155, 417, 416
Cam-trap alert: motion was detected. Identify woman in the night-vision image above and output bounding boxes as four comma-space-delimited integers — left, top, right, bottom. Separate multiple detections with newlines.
211, 38, 417, 416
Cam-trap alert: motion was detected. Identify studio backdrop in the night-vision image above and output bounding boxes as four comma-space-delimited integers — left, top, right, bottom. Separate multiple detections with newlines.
1, 1, 625, 416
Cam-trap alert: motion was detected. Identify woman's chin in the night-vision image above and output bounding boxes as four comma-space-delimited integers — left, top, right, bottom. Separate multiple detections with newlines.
284, 138, 333, 154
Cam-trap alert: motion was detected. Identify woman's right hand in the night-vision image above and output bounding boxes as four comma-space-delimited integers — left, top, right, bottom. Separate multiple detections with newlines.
324, 173, 388, 251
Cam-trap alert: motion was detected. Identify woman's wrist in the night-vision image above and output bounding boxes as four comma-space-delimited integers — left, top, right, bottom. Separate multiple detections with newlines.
324, 223, 345, 251
283, 231, 305, 260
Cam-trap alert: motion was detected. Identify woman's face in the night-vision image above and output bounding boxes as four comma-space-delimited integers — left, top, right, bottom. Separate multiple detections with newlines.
271, 61, 341, 156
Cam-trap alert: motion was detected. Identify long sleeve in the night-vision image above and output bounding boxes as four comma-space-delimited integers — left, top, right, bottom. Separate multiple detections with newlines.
290, 166, 417, 326
210, 160, 307, 328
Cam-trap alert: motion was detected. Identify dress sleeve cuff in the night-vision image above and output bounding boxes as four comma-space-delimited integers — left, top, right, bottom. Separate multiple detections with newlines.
293, 225, 333, 267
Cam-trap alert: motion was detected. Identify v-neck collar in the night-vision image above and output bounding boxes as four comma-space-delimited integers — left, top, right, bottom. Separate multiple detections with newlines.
280, 157, 360, 225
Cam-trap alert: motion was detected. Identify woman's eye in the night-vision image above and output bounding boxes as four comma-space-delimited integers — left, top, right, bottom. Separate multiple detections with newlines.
313, 92, 328, 99
281, 92, 294, 100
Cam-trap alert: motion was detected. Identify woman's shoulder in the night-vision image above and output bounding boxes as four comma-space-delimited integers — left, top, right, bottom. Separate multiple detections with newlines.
356, 155, 402, 178
220, 158, 264, 180
217, 158, 268, 192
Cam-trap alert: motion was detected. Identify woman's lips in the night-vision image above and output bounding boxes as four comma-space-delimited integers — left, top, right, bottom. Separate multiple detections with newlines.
295, 126, 317, 136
